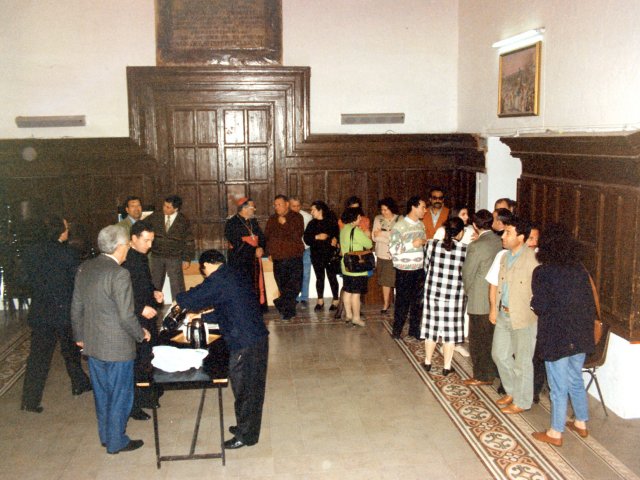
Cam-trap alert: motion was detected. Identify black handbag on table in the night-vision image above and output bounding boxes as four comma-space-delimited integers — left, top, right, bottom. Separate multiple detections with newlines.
343, 227, 375, 273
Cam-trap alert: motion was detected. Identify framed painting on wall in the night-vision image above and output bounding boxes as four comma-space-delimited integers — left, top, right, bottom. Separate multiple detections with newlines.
497, 42, 541, 117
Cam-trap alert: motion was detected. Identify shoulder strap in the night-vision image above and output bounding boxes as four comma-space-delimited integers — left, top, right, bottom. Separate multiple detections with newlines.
349, 226, 356, 252
588, 273, 601, 320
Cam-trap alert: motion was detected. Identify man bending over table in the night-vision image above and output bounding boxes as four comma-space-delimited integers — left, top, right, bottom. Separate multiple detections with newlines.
175, 249, 269, 449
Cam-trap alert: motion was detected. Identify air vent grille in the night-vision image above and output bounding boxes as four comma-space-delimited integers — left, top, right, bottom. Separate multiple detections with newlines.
341, 113, 405, 125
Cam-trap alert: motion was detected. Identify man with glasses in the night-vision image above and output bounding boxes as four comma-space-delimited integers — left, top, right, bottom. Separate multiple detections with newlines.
423, 187, 449, 239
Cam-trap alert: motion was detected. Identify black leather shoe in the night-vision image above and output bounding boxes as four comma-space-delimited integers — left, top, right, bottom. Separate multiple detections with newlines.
229, 425, 238, 435
108, 439, 144, 454
129, 408, 151, 421
498, 384, 506, 395
223, 437, 246, 449
72, 384, 92, 396
314, 304, 324, 311
21, 404, 43, 413
329, 304, 338, 311
442, 367, 455, 377
423, 363, 432, 372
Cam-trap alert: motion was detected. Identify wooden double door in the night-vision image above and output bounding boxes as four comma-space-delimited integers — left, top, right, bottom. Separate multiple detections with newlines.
166, 102, 274, 254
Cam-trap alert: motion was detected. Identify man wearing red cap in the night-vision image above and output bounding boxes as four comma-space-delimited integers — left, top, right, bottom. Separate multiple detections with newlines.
224, 197, 268, 311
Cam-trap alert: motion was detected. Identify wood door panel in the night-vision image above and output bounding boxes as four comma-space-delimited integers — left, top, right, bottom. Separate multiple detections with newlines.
224, 147, 246, 181
224, 110, 245, 144
175, 185, 198, 220
247, 183, 271, 218
199, 223, 226, 251
173, 110, 194, 145
196, 110, 217, 144
248, 147, 268, 180
197, 148, 218, 181
175, 148, 196, 181
248, 109, 269, 143
197, 184, 222, 220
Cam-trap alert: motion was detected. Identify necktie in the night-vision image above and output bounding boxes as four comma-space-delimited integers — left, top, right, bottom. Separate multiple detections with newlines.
165, 215, 171, 232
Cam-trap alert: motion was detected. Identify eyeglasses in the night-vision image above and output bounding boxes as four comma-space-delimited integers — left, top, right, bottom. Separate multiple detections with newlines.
431, 195, 444, 200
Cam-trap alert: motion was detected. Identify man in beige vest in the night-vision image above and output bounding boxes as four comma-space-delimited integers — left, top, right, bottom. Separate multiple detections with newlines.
491, 217, 539, 414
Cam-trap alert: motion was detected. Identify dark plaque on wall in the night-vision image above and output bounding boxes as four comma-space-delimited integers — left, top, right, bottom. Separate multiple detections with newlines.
156, 0, 282, 66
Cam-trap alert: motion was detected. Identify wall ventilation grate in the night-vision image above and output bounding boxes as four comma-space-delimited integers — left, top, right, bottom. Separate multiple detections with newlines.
341, 113, 405, 125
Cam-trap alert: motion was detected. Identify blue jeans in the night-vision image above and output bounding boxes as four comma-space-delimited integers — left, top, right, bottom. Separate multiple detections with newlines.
297, 248, 311, 302
88, 357, 134, 453
545, 353, 588, 432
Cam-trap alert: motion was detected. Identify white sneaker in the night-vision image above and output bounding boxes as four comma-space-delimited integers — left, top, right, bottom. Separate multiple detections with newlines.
455, 344, 470, 357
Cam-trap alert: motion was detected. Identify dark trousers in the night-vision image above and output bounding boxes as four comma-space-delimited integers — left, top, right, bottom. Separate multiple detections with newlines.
150, 255, 185, 300
229, 337, 269, 445
273, 257, 303, 318
468, 314, 498, 382
311, 256, 339, 300
392, 268, 425, 338
88, 358, 134, 453
22, 322, 90, 408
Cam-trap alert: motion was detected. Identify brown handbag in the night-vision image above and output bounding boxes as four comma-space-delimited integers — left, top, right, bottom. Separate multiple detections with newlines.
588, 273, 603, 344
343, 227, 375, 273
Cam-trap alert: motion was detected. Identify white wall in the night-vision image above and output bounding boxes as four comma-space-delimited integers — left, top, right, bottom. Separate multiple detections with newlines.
283, 0, 459, 133
0, 0, 459, 139
0, 0, 155, 138
457, 0, 640, 135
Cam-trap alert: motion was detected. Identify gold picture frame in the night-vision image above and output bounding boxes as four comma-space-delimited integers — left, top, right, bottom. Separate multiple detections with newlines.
498, 42, 541, 117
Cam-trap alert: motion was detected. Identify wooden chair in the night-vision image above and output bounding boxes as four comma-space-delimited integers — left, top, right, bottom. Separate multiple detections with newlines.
582, 322, 611, 417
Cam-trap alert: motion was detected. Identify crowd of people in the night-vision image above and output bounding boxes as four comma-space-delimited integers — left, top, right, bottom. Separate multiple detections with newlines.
19, 189, 597, 453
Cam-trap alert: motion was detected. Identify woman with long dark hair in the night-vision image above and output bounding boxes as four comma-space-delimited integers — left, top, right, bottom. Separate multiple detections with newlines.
304, 200, 340, 311
530, 223, 595, 447
420, 217, 467, 376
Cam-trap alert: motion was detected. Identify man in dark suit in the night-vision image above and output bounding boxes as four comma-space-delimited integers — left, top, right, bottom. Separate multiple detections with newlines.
146, 195, 195, 301
71, 225, 150, 454
122, 221, 164, 420
175, 249, 269, 450
462, 209, 503, 386
21, 214, 91, 413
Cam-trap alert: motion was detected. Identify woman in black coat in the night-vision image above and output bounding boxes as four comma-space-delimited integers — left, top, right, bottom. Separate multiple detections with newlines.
530, 223, 595, 447
303, 200, 340, 311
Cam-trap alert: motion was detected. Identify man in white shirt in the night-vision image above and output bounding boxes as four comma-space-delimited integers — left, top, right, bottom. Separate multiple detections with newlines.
290, 197, 313, 307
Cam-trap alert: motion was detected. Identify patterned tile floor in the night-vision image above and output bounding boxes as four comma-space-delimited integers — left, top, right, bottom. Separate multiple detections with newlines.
1, 304, 639, 479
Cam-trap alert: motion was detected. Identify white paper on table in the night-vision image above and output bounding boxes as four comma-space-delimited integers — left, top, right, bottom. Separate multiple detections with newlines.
151, 345, 209, 372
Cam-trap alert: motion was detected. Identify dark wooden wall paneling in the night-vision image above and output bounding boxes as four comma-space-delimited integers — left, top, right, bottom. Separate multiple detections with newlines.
502, 133, 640, 342
0, 66, 485, 308
127, 67, 485, 253
0, 138, 159, 246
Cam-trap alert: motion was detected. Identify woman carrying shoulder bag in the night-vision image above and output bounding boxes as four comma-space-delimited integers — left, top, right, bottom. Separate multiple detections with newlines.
339, 207, 373, 327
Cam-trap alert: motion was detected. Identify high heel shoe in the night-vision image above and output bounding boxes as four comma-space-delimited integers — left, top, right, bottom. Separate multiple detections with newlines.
423, 363, 432, 372
442, 367, 455, 377
380, 307, 389, 314
329, 300, 339, 311
314, 303, 324, 311
351, 318, 366, 327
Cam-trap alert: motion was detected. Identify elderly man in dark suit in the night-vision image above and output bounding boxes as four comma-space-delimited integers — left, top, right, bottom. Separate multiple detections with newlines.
71, 225, 150, 454
175, 249, 269, 450
146, 195, 195, 301
21, 214, 92, 413
122, 221, 164, 420
461, 209, 503, 386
